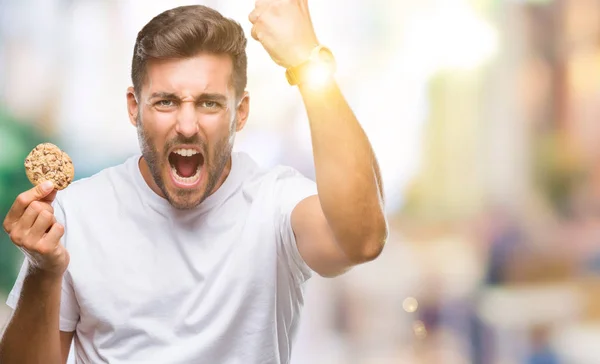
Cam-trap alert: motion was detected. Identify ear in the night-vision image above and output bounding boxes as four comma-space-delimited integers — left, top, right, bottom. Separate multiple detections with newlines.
234, 91, 250, 132
126, 86, 139, 127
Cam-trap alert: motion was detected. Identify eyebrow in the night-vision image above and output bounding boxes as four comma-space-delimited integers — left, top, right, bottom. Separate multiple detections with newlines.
148, 92, 228, 103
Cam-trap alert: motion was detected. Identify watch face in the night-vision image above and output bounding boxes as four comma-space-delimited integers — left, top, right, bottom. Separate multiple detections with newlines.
286, 46, 336, 86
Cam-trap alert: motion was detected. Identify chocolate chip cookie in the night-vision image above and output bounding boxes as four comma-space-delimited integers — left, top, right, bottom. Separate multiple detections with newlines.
25, 143, 74, 190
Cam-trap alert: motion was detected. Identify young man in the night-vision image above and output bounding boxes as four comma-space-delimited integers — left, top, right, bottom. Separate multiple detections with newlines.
0, 3, 387, 363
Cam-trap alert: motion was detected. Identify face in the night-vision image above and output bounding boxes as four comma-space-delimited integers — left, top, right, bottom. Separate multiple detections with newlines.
127, 53, 249, 209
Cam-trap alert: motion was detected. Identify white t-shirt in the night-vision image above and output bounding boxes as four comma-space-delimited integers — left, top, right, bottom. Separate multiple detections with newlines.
6, 151, 318, 364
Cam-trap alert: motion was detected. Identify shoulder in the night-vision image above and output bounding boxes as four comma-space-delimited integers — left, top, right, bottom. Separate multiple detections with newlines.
234, 152, 316, 212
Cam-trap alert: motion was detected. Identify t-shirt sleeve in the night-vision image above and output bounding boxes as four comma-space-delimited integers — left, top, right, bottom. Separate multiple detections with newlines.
273, 167, 318, 285
5, 197, 80, 332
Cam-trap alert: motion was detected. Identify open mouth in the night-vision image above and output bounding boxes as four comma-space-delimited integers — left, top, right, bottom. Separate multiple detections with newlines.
168, 147, 204, 187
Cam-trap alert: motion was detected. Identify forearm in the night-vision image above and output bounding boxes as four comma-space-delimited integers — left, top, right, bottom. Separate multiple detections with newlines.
299, 81, 387, 261
0, 269, 63, 364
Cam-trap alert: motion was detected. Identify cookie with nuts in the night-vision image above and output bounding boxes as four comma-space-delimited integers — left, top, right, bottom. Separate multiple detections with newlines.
24, 143, 74, 190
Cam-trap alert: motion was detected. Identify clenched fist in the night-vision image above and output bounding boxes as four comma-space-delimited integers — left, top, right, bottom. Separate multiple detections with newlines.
3, 181, 68, 277
249, 0, 319, 68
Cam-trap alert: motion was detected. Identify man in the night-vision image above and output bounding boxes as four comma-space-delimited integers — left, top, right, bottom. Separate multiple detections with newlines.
0, 2, 387, 363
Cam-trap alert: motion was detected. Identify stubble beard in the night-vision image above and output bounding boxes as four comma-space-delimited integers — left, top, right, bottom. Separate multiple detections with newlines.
136, 114, 236, 210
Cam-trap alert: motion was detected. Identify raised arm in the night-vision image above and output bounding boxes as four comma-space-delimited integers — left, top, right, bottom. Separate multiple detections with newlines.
249, 0, 387, 276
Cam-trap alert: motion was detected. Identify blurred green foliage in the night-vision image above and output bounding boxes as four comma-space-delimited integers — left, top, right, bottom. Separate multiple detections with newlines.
0, 108, 44, 294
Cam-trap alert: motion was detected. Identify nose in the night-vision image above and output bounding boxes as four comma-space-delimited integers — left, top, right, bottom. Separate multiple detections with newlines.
175, 102, 199, 138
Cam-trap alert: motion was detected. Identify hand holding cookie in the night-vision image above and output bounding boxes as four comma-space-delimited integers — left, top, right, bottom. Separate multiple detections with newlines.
2, 181, 69, 276
1, 143, 73, 276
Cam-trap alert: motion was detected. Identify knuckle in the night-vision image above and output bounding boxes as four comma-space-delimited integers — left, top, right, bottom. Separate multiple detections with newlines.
9, 230, 23, 245
251, 27, 260, 40
29, 201, 42, 212
2, 219, 10, 234
39, 235, 60, 254
55, 224, 65, 236
36, 243, 53, 256
39, 202, 53, 213
40, 210, 53, 220
15, 193, 28, 207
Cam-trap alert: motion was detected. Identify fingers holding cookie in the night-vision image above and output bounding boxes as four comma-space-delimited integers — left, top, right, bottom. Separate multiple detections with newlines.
10, 205, 57, 247
4, 184, 67, 274
17, 201, 54, 234
1, 143, 73, 275
29, 208, 58, 242
4, 181, 55, 233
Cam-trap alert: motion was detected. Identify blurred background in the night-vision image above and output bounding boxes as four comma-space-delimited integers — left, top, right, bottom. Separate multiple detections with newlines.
2, 0, 600, 363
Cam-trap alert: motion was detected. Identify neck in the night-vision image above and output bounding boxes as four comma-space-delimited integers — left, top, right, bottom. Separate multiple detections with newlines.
210, 156, 232, 195
138, 157, 165, 198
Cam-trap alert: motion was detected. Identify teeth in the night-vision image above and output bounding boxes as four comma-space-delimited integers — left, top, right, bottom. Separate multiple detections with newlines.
173, 149, 199, 157
171, 166, 201, 185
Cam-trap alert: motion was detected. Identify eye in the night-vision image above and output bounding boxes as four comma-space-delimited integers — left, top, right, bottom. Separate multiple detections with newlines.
201, 101, 219, 109
154, 99, 177, 109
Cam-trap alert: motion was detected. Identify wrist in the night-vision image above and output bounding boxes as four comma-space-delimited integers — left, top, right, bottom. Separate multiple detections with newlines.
288, 41, 320, 69
27, 265, 65, 283
285, 45, 336, 88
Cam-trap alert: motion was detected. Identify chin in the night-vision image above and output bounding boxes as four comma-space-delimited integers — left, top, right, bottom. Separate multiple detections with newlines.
165, 188, 206, 210
167, 196, 204, 210
162, 170, 209, 210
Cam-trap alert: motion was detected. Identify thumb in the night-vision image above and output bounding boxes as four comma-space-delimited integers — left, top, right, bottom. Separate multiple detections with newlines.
41, 189, 58, 203
36, 181, 56, 201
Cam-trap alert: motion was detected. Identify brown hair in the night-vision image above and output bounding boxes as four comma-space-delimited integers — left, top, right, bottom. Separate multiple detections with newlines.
131, 5, 247, 98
